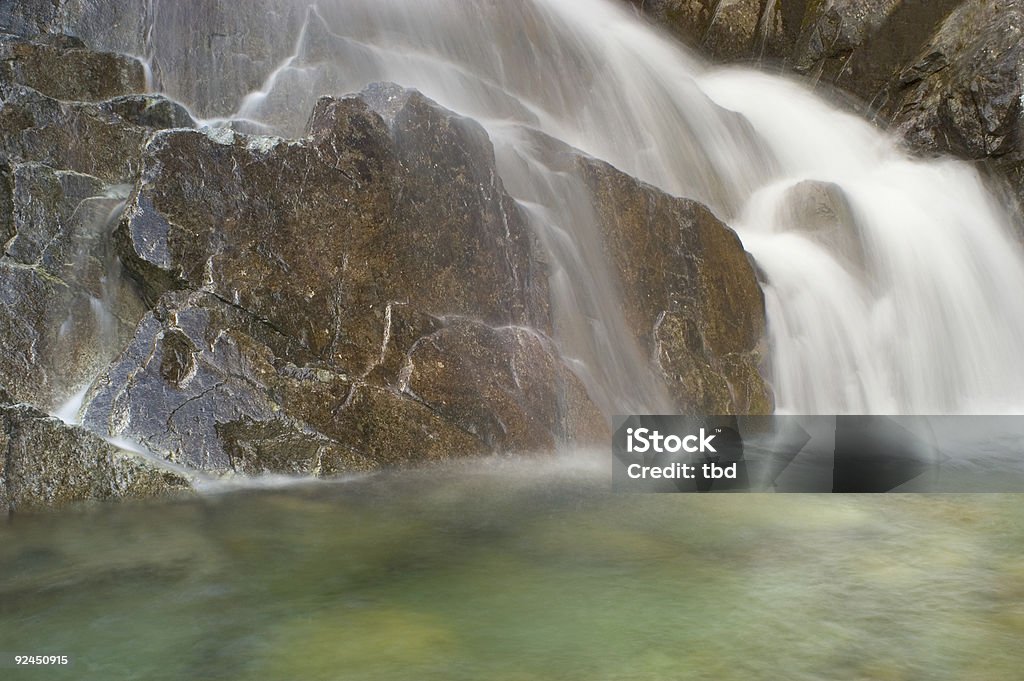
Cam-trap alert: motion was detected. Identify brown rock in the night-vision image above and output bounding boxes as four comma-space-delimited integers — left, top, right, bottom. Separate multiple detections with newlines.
574, 154, 773, 414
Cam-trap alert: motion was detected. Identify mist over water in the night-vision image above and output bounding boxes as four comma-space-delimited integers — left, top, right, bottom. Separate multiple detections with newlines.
93, 0, 1024, 414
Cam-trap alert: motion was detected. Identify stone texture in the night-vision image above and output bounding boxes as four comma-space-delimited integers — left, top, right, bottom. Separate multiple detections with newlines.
0, 33, 197, 414
406, 319, 608, 453
792, 0, 963, 102
82, 87, 605, 473
0, 85, 178, 183
888, 1, 1024, 163
520, 125, 773, 415
575, 155, 773, 414
81, 290, 482, 473
629, 0, 786, 61
629, 1, 964, 103
0, 162, 146, 410
0, 398, 192, 514
0, 32, 146, 102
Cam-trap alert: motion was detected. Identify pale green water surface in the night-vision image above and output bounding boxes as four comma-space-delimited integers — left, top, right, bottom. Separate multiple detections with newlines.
2, 454, 1023, 680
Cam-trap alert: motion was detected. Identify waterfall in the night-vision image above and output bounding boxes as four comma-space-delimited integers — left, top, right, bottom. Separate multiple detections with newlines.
72, 0, 1024, 415
54, 186, 133, 424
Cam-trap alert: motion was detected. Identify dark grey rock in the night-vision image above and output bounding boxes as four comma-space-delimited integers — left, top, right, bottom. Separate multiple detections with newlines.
888, 0, 1024, 203
0, 162, 146, 410
97, 95, 195, 130
0, 85, 169, 183
0, 398, 192, 513
890, 0, 1024, 159
792, 0, 963, 103
628, 0, 785, 61
0, 32, 146, 102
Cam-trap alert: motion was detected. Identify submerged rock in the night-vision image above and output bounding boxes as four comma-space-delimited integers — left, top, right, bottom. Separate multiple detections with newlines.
776, 180, 866, 271
1, 0, 309, 119
0, 398, 192, 513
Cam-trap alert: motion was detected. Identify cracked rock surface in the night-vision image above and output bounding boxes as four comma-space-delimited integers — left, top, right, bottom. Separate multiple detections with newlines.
84, 87, 607, 474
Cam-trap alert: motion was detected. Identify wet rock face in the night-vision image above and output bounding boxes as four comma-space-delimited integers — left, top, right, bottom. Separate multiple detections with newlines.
85, 88, 604, 473
81, 292, 603, 474
0, 30, 204, 509
406, 320, 608, 453
0, 399, 192, 514
629, 0, 785, 61
0, 32, 146, 102
889, 1, 1024, 170
574, 155, 772, 415
1, 0, 308, 119
0, 33, 191, 412
0, 86, 193, 184
0, 162, 146, 410
119, 92, 547, 366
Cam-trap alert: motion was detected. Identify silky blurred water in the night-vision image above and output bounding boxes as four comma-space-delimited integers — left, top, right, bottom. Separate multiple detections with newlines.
3, 456, 1024, 681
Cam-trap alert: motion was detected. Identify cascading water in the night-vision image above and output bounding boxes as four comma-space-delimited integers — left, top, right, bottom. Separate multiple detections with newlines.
54, 186, 133, 424
67, 0, 1024, 415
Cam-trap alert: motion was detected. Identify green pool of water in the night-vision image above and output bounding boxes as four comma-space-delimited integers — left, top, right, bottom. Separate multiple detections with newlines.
3, 454, 1023, 680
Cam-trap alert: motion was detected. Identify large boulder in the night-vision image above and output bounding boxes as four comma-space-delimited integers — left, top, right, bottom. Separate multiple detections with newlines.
0, 397, 192, 513
82, 87, 605, 474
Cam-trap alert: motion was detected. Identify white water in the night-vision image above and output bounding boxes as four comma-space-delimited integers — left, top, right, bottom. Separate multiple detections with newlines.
94, 0, 1024, 414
